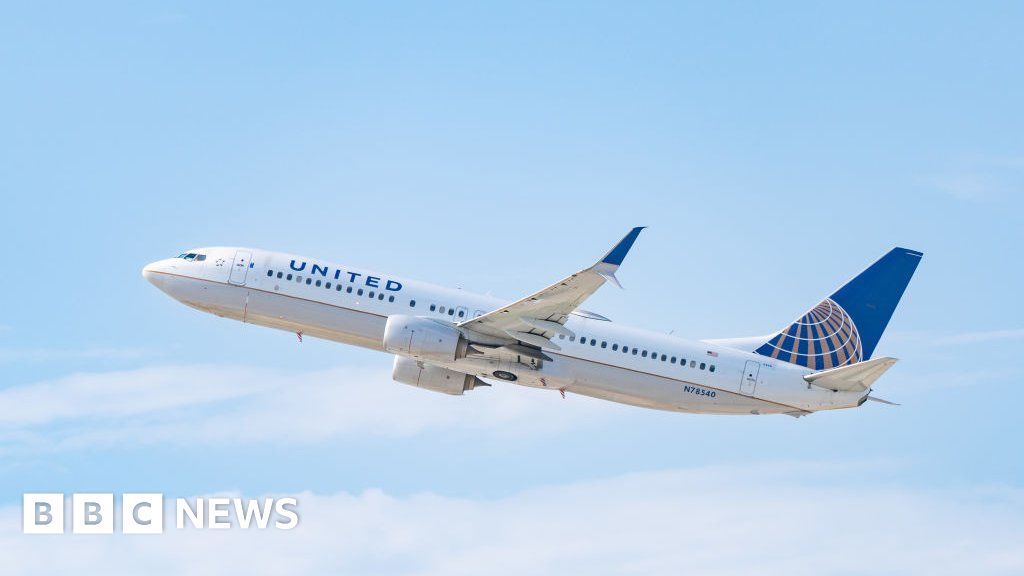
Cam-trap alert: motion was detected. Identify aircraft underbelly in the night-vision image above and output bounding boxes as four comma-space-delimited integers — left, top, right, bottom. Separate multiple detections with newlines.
244, 287, 387, 349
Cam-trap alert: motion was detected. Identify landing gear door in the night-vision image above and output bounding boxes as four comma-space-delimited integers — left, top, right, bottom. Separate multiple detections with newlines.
740, 360, 760, 395
229, 250, 252, 285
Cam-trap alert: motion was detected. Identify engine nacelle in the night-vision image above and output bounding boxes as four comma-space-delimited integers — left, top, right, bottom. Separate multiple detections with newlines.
392, 356, 487, 395
383, 315, 468, 363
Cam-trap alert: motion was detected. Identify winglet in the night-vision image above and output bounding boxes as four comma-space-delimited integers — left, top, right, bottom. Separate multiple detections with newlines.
600, 227, 645, 266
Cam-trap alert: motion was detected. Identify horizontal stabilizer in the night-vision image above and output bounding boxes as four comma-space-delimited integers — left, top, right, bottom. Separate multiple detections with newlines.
803, 357, 898, 392
866, 395, 900, 406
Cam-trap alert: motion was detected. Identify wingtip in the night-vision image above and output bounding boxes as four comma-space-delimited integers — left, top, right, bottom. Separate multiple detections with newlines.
600, 227, 646, 266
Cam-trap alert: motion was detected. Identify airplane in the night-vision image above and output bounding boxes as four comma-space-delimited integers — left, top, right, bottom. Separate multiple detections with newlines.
142, 229, 922, 417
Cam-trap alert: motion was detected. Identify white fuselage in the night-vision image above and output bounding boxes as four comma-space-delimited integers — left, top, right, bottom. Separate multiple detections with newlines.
143, 247, 868, 415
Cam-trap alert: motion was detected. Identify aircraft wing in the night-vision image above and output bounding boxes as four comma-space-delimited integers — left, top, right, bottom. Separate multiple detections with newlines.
458, 227, 645, 351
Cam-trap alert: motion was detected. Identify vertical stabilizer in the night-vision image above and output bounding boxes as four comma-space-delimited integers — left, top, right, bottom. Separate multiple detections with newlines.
753, 248, 923, 369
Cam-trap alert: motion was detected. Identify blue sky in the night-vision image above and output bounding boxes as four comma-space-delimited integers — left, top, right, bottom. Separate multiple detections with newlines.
1, 2, 1022, 573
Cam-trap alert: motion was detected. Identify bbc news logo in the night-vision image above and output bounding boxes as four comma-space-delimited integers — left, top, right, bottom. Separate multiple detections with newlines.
23, 493, 299, 534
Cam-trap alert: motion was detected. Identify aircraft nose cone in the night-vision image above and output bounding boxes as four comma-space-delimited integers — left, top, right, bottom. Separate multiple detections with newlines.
142, 261, 167, 286
142, 262, 156, 283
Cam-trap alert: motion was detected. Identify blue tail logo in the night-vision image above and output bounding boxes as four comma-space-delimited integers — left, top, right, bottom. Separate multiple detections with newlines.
754, 247, 923, 370
755, 298, 862, 369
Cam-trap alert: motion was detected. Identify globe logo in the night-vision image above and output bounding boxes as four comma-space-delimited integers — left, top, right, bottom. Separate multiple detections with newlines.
755, 298, 862, 370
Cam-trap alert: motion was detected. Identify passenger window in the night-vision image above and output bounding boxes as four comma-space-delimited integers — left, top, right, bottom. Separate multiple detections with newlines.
661, 354, 667, 361
642, 350, 648, 357
569, 336, 575, 342
439, 306, 446, 314
590, 339, 596, 346
315, 280, 322, 287
690, 360, 696, 368
266, 270, 273, 277
346, 287, 353, 293
430, 304, 436, 311
601, 341, 607, 348
368, 291, 375, 298
379, 293, 385, 300
680, 358, 686, 366
357, 288, 363, 296
457, 309, 464, 317
296, 275, 302, 282
277, 272, 283, 279
286, 274, 293, 280
632, 348, 638, 355
709, 365, 716, 373
389, 295, 395, 302
558, 334, 565, 339
612, 344, 618, 351
448, 308, 454, 316
671, 356, 677, 364
336, 285, 342, 291
700, 362, 706, 370
325, 282, 331, 289
306, 278, 312, 285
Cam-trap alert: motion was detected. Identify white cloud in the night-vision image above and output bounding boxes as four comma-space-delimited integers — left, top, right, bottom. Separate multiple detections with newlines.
921, 154, 1023, 201
0, 364, 624, 452
0, 346, 150, 364
933, 328, 1024, 346
927, 173, 1002, 201
896, 368, 1014, 393
885, 328, 1024, 347
1, 462, 1021, 575
0, 365, 268, 427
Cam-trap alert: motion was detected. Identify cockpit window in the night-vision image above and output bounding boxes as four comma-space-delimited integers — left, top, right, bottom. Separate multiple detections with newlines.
175, 252, 206, 262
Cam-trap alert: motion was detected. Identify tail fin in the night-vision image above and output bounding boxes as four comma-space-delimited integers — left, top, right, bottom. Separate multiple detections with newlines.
753, 247, 923, 370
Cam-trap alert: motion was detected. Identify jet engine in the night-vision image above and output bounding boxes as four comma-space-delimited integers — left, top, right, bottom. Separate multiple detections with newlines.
392, 356, 488, 395
383, 315, 469, 363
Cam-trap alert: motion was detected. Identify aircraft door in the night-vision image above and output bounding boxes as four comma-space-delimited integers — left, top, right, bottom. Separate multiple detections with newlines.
740, 360, 760, 395
229, 250, 252, 285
